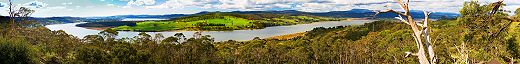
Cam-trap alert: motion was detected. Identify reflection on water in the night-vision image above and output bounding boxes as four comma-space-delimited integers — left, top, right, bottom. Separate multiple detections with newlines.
45, 20, 374, 41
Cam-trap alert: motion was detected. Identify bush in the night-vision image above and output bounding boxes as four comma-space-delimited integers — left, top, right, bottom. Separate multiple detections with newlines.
0, 38, 39, 64
73, 46, 111, 63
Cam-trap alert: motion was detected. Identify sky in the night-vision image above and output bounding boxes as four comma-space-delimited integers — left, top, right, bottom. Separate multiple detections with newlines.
0, 0, 518, 17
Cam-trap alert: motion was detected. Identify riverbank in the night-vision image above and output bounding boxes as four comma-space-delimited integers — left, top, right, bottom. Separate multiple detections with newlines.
266, 32, 306, 40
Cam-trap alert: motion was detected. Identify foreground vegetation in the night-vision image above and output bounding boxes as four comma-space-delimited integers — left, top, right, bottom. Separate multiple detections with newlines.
0, 1, 519, 64
112, 13, 343, 31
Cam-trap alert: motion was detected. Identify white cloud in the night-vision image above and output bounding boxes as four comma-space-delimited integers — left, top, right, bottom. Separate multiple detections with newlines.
142, 0, 519, 13
273, 4, 292, 8
61, 2, 72, 5
145, 0, 219, 9
296, 3, 334, 12
127, 0, 156, 6
22, 1, 48, 8
107, 4, 115, 6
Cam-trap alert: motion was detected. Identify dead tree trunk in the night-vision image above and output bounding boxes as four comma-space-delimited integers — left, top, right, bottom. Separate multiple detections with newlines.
6, 0, 15, 36
376, 0, 435, 64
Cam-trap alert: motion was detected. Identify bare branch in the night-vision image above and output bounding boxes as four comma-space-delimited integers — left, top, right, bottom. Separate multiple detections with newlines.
422, 10, 432, 26
405, 52, 418, 57
395, 0, 408, 11
376, 9, 408, 16
395, 15, 410, 24
417, 22, 425, 28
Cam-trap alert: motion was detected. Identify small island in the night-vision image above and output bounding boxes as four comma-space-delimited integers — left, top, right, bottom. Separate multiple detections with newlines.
107, 13, 345, 31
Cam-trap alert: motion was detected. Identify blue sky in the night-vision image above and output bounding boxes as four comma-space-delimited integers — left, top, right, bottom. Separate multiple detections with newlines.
0, 0, 518, 17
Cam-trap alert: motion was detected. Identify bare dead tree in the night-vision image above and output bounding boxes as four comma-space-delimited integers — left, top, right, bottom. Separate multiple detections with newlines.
375, 0, 435, 64
6, 0, 15, 36
5, 0, 35, 37
8, 0, 14, 22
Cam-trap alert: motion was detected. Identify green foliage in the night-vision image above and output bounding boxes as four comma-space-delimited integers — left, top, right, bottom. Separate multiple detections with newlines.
110, 43, 152, 63
516, 8, 520, 15
99, 29, 118, 41
452, 1, 515, 62
516, 8, 520, 19
161, 36, 179, 44
508, 22, 520, 58
4, 19, 520, 64
73, 46, 111, 63
0, 38, 39, 64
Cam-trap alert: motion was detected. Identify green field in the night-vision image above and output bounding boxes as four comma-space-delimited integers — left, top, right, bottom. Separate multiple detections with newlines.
112, 13, 343, 31
113, 16, 254, 31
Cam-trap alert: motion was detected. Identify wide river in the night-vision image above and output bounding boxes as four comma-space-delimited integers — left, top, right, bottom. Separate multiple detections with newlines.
45, 20, 374, 41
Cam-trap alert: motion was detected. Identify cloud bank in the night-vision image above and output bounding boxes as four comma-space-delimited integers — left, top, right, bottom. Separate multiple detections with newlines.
144, 0, 519, 13
0, 0, 518, 17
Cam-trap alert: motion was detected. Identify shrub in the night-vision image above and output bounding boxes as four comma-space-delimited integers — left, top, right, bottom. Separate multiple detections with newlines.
0, 38, 39, 64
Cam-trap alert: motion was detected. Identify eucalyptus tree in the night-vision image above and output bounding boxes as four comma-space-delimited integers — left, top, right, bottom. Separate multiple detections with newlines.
376, 0, 519, 64
376, 0, 435, 64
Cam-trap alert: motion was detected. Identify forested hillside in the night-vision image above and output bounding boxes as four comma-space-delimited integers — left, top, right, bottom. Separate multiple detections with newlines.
0, 1, 518, 64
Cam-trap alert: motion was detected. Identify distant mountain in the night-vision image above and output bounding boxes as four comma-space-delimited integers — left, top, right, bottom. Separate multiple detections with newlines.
311, 9, 459, 19
27, 17, 119, 25
4, 14, 189, 25
86, 14, 189, 20
4, 9, 459, 25
197, 9, 459, 19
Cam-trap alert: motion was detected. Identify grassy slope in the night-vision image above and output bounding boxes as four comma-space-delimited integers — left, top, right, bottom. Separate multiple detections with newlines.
113, 16, 253, 31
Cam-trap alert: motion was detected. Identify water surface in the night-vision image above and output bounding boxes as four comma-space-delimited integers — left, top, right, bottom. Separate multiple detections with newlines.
121, 18, 169, 21
45, 20, 374, 41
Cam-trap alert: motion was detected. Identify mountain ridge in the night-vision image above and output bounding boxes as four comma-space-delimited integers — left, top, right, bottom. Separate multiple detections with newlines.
2, 9, 459, 25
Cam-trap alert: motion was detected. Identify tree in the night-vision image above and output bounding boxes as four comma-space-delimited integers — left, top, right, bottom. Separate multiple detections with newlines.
84, 35, 104, 43
7, 0, 14, 24
5, 0, 35, 36
174, 33, 186, 42
161, 37, 179, 44
74, 46, 110, 63
193, 32, 202, 39
459, 1, 520, 63
99, 29, 118, 41
376, 0, 435, 64
14, 7, 36, 28
135, 32, 152, 44
154, 33, 164, 43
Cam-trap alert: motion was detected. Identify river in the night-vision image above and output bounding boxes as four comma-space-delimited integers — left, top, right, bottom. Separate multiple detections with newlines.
45, 20, 374, 41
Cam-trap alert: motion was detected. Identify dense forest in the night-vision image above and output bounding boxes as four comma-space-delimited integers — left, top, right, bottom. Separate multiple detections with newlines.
0, 1, 519, 64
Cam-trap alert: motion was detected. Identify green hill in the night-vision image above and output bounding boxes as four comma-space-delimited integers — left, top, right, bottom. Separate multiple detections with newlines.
112, 13, 344, 31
